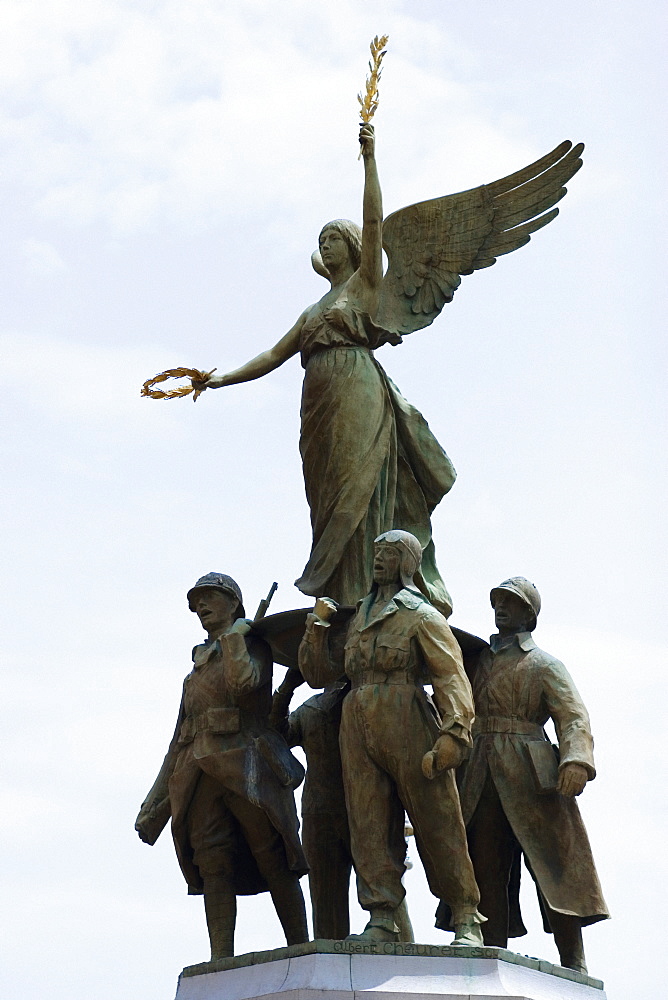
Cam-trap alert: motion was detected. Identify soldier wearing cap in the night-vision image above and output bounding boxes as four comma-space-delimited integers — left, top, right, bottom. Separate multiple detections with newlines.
298, 530, 484, 946
446, 576, 609, 974
135, 572, 308, 959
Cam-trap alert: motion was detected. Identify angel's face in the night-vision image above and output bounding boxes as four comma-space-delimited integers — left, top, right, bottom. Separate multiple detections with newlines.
318, 228, 351, 271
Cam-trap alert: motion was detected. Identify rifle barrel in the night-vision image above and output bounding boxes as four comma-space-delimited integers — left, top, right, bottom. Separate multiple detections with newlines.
253, 581, 278, 621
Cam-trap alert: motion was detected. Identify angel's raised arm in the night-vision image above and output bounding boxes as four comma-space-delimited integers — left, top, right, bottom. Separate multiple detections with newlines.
357, 124, 383, 310
197, 313, 305, 390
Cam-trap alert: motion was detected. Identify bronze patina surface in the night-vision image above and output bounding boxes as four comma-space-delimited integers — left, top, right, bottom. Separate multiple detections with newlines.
299, 530, 484, 947
192, 125, 582, 619
438, 577, 609, 975
135, 573, 308, 959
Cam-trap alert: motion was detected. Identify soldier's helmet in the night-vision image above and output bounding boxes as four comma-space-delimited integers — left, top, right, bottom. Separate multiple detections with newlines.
490, 576, 541, 631
374, 529, 423, 589
187, 572, 246, 618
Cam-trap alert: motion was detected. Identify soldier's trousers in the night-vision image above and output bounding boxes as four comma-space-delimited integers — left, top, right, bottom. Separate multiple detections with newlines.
303, 811, 352, 939
187, 771, 288, 883
466, 773, 525, 945
340, 684, 480, 922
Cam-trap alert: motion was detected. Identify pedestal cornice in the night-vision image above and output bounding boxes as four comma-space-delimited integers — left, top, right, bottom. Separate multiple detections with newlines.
176, 940, 605, 1000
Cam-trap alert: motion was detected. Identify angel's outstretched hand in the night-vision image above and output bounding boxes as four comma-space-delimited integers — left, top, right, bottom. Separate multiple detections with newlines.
359, 123, 375, 159
191, 373, 225, 392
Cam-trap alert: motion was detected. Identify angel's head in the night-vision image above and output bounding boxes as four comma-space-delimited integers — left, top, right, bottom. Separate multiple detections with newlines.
312, 219, 362, 280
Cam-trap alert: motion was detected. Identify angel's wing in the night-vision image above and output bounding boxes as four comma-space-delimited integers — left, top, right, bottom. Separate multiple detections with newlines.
375, 140, 584, 337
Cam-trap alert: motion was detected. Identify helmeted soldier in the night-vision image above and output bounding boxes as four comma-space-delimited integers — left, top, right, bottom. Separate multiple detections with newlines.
444, 576, 609, 974
298, 530, 484, 945
135, 572, 309, 959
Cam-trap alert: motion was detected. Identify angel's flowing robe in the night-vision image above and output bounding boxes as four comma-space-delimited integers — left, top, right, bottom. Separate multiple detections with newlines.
293, 290, 456, 615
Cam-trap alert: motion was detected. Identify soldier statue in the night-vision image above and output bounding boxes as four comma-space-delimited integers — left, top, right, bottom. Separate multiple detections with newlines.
298, 530, 485, 945
441, 577, 609, 973
135, 573, 309, 959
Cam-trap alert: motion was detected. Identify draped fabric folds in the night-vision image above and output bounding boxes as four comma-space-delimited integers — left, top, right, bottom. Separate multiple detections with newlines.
294, 299, 455, 615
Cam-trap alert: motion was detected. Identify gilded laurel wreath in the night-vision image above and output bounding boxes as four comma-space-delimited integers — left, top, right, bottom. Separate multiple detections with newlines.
141, 367, 216, 401
357, 34, 389, 124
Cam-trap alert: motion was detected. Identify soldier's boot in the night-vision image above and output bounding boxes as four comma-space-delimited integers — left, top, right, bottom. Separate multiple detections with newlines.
451, 910, 486, 947
550, 912, 587, 975
395, 897, 414, 942
346, 908, 399, 943
203, 876, 237, 960
268, 872, 309, 945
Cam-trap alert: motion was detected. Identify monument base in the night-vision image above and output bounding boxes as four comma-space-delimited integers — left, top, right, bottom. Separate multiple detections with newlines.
175, 940, 606, 1000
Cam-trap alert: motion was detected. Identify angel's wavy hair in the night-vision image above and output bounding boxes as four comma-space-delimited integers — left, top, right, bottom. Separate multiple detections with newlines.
318, 220, 362, 270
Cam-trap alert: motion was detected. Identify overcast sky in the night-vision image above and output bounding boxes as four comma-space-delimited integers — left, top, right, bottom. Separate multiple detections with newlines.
1, 2, 666, 999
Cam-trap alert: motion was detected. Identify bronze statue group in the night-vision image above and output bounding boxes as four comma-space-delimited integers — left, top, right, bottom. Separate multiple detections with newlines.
136, 124, 606, 975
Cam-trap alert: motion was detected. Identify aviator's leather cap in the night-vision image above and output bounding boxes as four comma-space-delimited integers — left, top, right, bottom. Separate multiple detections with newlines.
374, 529, 423, 589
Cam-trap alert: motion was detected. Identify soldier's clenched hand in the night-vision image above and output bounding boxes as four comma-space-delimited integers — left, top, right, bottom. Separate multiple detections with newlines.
422, 733, 465, 779
135, 803, 155, 843
556, 762, 588, 797
228, 618, 252, 636
313, 597, 338, 622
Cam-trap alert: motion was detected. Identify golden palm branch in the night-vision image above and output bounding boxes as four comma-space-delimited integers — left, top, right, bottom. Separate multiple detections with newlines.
357, 34, 389, 124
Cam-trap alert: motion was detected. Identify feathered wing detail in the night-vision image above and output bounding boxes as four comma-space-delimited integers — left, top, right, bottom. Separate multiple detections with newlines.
375, 140, 584, 336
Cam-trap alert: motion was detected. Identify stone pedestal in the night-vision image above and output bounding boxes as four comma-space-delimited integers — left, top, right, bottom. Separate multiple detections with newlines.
175, 941, 606, 1000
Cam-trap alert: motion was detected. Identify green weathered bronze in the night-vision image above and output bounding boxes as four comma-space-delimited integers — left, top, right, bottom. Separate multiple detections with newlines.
272, 669, 352, 940
437, 576, 609, 975
135, 572, 309, 959
297, 529, 485, 947
193, 126, 583, 616
272, 666, 414, 942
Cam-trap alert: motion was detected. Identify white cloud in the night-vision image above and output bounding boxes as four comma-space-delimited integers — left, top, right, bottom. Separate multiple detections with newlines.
21, 238, 67, 275
0, 6, 663, 1000
0, 1, 546, 233
0, 330, 294, 432
0, 330, 179, 422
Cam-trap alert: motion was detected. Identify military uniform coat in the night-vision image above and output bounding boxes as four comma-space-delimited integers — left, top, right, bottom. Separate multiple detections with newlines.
459, 632, 609, 927
138, 629, 307, 895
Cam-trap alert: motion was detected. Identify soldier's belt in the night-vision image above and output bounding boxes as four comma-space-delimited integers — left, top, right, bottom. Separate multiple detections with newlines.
473, 716, 544, 737
351, 670, 413, 687
177, 707, 241, 745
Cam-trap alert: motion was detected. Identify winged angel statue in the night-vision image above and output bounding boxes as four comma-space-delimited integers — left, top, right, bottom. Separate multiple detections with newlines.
194, 126, 583, 615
